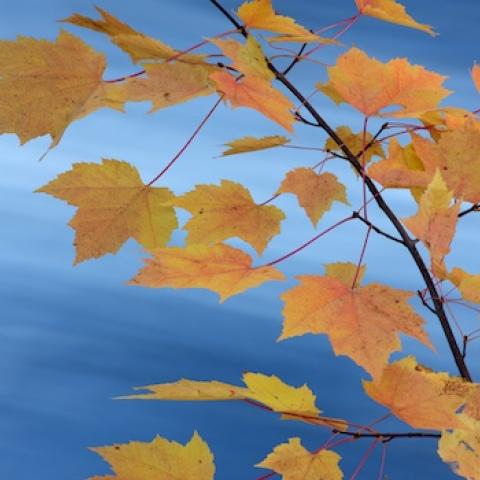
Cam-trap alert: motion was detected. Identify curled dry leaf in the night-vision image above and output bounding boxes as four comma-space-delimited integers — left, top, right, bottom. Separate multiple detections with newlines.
221, 134, 290, 156
257, 437, 343, 480
317, 47, 450, 118
355, 0, 435, 35
130, 243, 285, 302
174, 179, 285, 255
280, 262, 432, 378
37, 160, 177, 264
364, 356, 476, 430
89, 432, 215, 480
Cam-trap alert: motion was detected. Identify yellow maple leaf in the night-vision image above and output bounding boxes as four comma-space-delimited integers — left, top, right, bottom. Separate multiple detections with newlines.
277, 169, 349, 226
438, 414, 480, 480
221, 135, 289, 156
118, 378, 249, 401
210, 35, 274, 81
280, 263, 432, 378
0, 30, 125, 149
174, 179, 285, 255
355, 0, 435, 35
64, 7, 204, 64
124, 62, 216, 111
364, 356, 475, 430
317, 47, 450, 118
89, 432, 215, 480
237, 0, 318, 42
448, 268, 480, 304
256, 437, 343, 480
37, 160, 177, 264
121, 372, 347, 431
129, 243, 285, 302
403, 170, 459, 274
267, 34, 339, 45
211, 70, 295, 131
325, 125, 385, 165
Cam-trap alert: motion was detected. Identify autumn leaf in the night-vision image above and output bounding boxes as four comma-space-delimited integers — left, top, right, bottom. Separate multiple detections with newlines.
118, 378, 249, 401
325, 126, 385, 166
257, 438, 343, 480
210, 35, 274, 81
438, 415, 480, 480
211, 70, 295, 131
355, 0, 435, 35
124, 62, 216, 111
280, 263, 432, 378
221, 135, 290, 156
448, 268, 480, 304
174, 179, 285, 254
89, 432, 215, 480
0, 30, 125, 149
267, 34, 339, 45
129, 244, 285, 302
121, 372, 347, 430
237, 0, 318, 42
364, 356, 474, 430
64, 7, 204, 64
403, 170, 459, 274
277, 169, 349, 226
317, 47, 450, 118
368, 134, 436, 201
37, 160, 177, 264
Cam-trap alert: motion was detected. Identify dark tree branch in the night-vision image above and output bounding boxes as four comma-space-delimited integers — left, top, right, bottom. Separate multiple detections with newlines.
282, 42, 307, 75
417, 290, 437, 315
352, 211, 405, 245
210, 0, 473, 382
332, 429, 440, 442
459, 203, 479, 217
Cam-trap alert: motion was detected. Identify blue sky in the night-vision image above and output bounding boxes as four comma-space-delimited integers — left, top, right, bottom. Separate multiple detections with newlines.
1, 1, 479, 478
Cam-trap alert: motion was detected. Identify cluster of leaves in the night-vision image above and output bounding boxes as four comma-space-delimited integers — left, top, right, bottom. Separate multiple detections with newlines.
2, 0, 480, 478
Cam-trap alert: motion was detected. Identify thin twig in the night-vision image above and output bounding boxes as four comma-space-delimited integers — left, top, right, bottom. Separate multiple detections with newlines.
352, 211, 405, 245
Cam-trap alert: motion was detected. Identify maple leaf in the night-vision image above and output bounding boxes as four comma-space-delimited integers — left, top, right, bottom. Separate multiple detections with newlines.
118, 378, 249, 401
221, 135, 290, 156
124, 62, 216, 111
256, 437, 343, 480
89, 432, 215, 480
210, 70, 295, 131
317, 47, 450, 118
37, 160, 177, 264
237, 0, 318, 42
355, 0, 435, 35
448, 268, 480, 304
280, 262, 432, 378
0, 30, 125, 149
368, 134, 436, 202
121, 372, 347, 431
473, 64, 480, 93
364, 356, 475, 430
267, 34, 339, 45
64, 7, 204, 65
129, 243, 285, 302
277, 169, 349, 227
325, 126, 385, 166
210, 35, 274, 81
403, 170, 459, 274
174, 179, 285, 255
438, 414, 480, 480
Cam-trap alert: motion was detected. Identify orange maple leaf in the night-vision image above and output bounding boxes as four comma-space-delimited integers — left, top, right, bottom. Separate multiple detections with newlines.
130, 243, 284, 302
280, 263, 432, 378
277, 169, 349, 226
37, 160, 177, 264
174, 179, 285, 254
211, 70, 295, 131
317, 47, 450, 118
364, 356, 475, 430
472, 64, 480, 93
